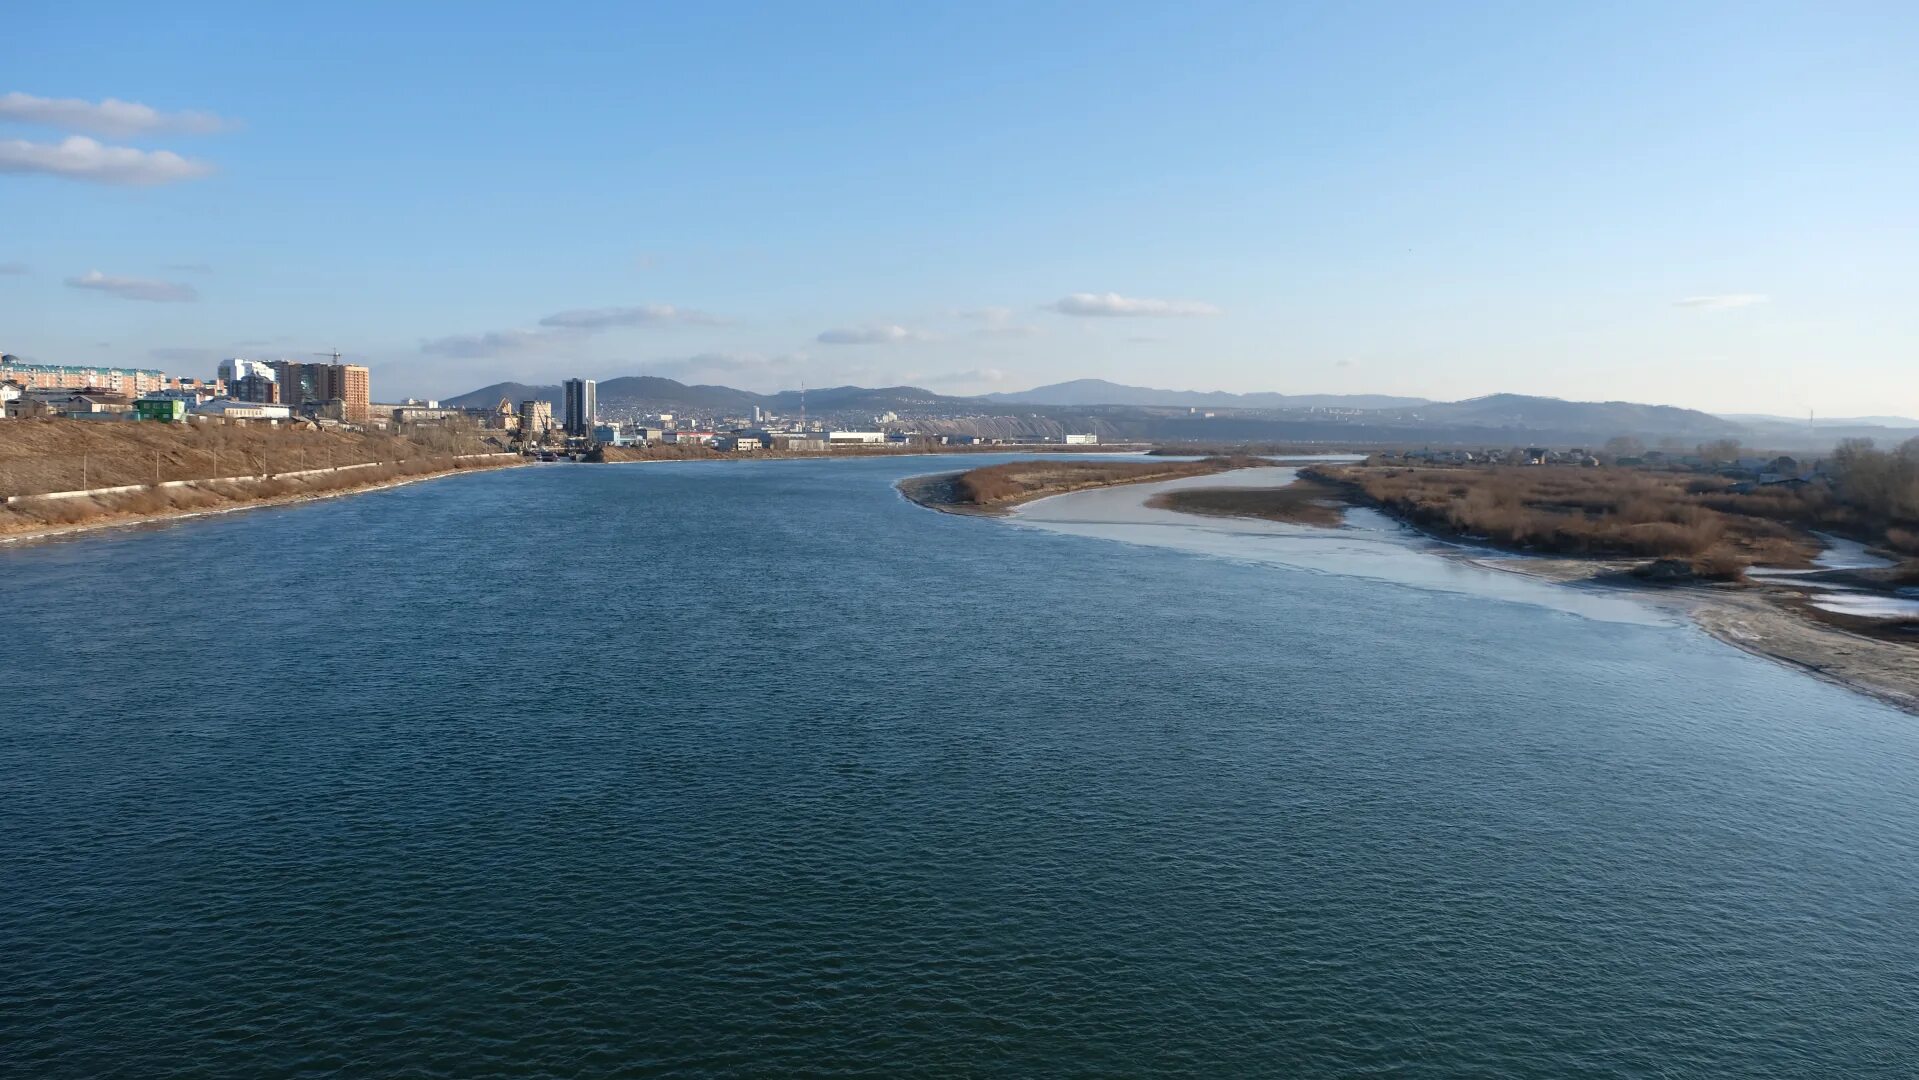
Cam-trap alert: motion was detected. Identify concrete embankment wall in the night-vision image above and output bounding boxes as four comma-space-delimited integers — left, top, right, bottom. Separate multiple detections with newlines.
3, 453, 519, 505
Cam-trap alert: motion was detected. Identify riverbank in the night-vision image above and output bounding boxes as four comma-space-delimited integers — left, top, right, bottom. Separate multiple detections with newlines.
899, 456, 1260, 516
0, 455, 523, 545
1441, 551, 1919, 714
1148, 471, 1919, 713
593, 442, 1148, 464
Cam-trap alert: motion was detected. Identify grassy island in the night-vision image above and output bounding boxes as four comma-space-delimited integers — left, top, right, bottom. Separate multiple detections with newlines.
1147, 477, 1348, 527
901, 456, 1262, 515
1300, 463, 1820, 578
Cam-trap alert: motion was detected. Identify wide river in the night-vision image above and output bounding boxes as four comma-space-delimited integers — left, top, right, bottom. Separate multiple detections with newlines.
5, 456, 1917, 1077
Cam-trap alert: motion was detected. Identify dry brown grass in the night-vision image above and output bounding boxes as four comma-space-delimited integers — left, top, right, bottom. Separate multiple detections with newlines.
0, 453, 513, 537
951, 456, 1259, 507
1307, 464, 1823, 572
1148, 479, 1347, 526
0, 417, 498, 497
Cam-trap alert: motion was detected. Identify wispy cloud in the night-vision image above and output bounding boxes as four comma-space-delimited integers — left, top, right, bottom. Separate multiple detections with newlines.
973, 324, 1042, 340
1048, 292, 1222, 317
647, 351, 805, 386
0, 261, 27, 275
65, 269, 197, 302
538, 304, 721, 330
958, 306, 1041, 339
419, 327, 562, 359
0, 92, 231, 137
0, 136, 214, 185
1674, 294, 1768, 310
165, 262, 214, 274
920, 367, 1008, 385
816, 324, 925, 345
425, 300, 723, 358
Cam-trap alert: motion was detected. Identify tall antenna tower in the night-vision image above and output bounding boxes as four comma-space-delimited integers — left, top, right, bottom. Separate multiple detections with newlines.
800, 379, 806, 431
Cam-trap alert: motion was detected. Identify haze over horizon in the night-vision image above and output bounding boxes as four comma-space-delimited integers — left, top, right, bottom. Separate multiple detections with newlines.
4, 2, 1915, 417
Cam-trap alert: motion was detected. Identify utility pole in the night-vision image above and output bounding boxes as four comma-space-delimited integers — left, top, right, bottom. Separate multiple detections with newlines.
81, 451, 88, 490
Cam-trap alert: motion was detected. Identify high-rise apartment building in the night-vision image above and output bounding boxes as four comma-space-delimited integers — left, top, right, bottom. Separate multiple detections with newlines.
217, 358, 277, 385
334, 364, 370, 424
232, 373, 279, 403
563, 378, 597, 436
272, 361, 371, 423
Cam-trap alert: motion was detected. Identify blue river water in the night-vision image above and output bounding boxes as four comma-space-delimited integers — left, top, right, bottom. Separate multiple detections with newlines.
4, 456, 1917, 1078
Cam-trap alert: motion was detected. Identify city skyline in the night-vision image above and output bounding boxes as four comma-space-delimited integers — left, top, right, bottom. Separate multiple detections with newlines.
3, 3, 1917, 416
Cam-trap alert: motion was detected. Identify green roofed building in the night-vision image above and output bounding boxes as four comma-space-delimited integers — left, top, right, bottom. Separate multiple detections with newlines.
135, 398, 188, 423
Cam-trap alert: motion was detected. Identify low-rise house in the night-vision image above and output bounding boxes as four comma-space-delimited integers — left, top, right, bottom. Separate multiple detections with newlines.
30, 389, 136, 418
193, 399, 292, 421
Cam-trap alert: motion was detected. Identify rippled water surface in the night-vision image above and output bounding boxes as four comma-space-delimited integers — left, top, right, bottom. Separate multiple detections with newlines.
5, 457, 1919, 1078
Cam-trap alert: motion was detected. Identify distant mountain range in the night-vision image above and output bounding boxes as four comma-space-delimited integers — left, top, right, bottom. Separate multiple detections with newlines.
979, 378, 1430, 410
446, 377, 974, 417
442, 376, 1915, 449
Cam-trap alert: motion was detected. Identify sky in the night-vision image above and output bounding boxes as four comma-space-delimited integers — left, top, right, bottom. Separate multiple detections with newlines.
2, 1, 1915, 416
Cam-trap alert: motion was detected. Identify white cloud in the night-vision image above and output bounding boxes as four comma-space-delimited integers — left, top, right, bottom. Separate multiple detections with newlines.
1674, 294, 1768, 310
0, 261, 27, 275
816, 324, 925, 345
419, 327, 564, 358
0, 136, 214, 185
1048, 292, 1222, 317
65, 269, 197, 302
539, 304, 722, 329
0, 92, 230, 137
426, 301, 722, 358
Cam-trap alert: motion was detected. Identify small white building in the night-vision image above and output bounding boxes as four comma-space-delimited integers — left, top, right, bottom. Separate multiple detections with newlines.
1064, 433, 1099, 445
826, 430, 887, 445
194, 399, 292, 421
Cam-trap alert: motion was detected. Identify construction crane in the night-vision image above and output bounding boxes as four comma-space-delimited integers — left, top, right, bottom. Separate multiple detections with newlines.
313, 350, 343, 364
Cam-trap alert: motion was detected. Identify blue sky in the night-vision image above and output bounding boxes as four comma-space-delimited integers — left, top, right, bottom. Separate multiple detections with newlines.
3, 1, 1915, 415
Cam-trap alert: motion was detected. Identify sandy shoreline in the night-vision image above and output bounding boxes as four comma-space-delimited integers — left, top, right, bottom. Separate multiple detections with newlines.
895, 462, 1241, 517
0, 459, 526, 547
1442, 550, 1919, 715
902, 465, 1919, 716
